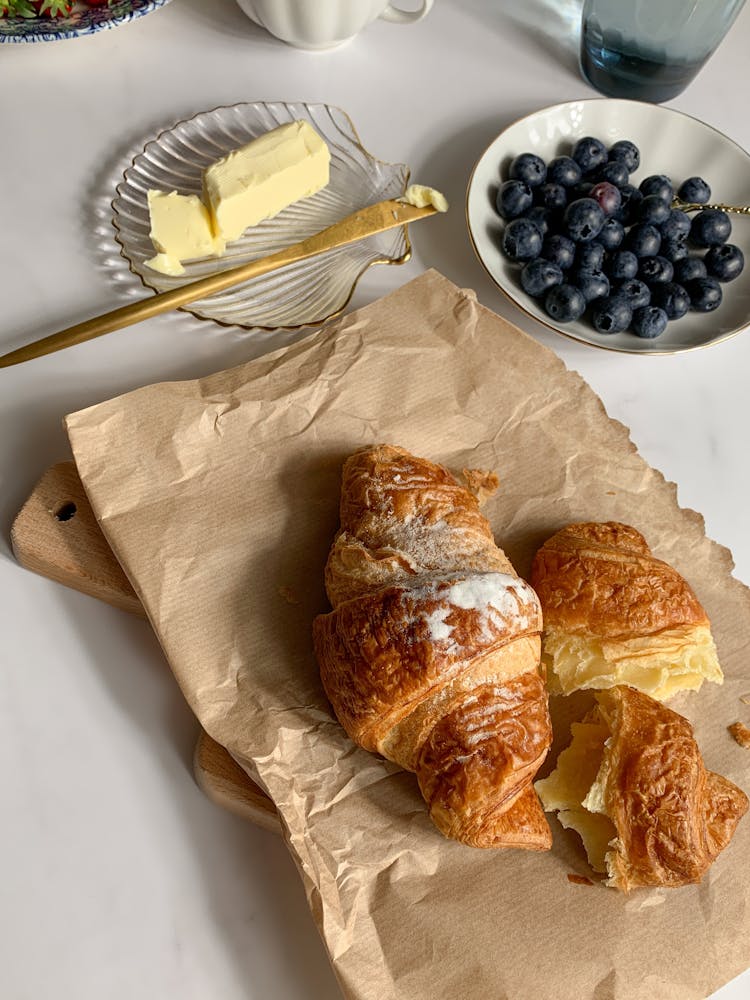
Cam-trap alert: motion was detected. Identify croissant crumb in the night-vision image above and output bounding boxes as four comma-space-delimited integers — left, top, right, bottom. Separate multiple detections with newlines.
567, 873, 594, 886
461, 467, 500, 503
729, 721, 750, 749
278, 585, 300, 605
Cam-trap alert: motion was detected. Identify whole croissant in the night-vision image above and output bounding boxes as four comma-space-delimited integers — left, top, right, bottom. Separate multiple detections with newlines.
535, 685, 748, 890
312, 445, 552, 850
529, 521, 723, 700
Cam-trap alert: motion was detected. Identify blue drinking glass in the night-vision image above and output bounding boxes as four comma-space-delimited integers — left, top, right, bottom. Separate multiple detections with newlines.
580, 0, 746, 103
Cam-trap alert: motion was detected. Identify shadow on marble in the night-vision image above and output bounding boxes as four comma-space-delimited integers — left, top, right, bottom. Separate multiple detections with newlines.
461, 0, 584, 79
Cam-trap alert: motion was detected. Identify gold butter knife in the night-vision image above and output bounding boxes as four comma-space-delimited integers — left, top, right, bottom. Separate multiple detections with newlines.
0, 199, 438, 368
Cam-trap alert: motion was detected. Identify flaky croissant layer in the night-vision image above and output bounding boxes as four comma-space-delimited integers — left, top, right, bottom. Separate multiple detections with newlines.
530, 521, 723, 700
535, 685, 748, 890
313, 445, 553, 850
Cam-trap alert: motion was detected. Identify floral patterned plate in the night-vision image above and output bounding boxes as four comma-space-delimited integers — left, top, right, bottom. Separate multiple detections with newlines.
0, 0, 172, 43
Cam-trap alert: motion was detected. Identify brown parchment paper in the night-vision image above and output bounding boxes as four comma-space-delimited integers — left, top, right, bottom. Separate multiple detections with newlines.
65, 270, 750, 1000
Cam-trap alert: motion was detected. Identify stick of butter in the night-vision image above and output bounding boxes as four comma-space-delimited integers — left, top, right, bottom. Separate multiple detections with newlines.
145, 190, 225, 275
203, 120, 331, 243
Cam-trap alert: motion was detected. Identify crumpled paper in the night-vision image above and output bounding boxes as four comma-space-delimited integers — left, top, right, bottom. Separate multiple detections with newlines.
65, 270, 750, 1000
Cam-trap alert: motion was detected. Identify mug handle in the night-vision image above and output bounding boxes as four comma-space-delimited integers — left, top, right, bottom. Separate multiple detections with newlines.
379, 0, 433, 24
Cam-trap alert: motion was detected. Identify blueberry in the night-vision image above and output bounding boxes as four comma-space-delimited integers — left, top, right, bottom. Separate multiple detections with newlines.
496, 179, 533, 220
521, 258, 564, 297
685, 276, 723, 311
571, 136, 608, 174
591, 295, 633, 334
639, 174, 674, 203
576, 241, 606, 271
632, 306, 668, 339
650, 282, 690, 320
597, 160, 629, 188
502, 217, 543, 261
608, 139, 640, 173
547, 156, 582, 188
674, 256, 707, 284
705, 243, 745, 282
638, 255, 674, 285
607, 250, 639, 281
571, 268, 610, 302
659, 236, 689, 263
616, 279, 651, 309
544, 284, 587, 322
638, 195, 671, 226
563, 198, 605, 242
509, 152, 547, 188
625, 223, 661, 258
589, 181, 622, 217
598, 217, 625, 251
521, 206, 552, 236
541, 234, 576, 270
535, 182, 568, 212
677, 177, 711, 204
660, 209, 691, 239
690, 209, 732, 247
615, 184, 643, 225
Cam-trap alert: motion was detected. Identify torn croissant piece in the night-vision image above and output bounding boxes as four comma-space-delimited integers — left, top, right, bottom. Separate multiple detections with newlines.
313, 444, 552, 850
529, 521, 723, 700
535, 685, 748, 891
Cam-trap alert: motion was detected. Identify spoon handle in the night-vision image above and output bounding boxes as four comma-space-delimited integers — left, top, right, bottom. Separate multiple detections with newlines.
673, 198, 750, 216
0, 198, 436, 368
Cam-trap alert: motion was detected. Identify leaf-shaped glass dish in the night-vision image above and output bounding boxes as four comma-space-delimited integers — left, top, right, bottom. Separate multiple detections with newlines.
112, 101, 412, 330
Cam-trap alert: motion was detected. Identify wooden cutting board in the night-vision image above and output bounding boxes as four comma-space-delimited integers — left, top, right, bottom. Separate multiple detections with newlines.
11, 462, 281, 835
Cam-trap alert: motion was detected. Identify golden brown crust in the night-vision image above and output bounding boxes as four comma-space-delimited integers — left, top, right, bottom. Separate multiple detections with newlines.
598, 686, 748, 890
337, 445, 498, 544
313, 445, 552, 850
530, 521, 709, 639
416, 672, 551, 848
325, 445, 513, 608
314, 574, 542, 751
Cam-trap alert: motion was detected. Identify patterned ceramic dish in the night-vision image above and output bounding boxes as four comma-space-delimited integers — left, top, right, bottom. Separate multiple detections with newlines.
0, 0, 172, 43
113, 101, 412, 330
467, 99, 750, 355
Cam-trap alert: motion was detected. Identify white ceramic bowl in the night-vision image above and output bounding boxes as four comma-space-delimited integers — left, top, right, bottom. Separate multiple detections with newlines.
466, 99, 750, 355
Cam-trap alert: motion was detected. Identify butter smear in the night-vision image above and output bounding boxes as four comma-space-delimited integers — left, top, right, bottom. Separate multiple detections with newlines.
400, 184, 449, 212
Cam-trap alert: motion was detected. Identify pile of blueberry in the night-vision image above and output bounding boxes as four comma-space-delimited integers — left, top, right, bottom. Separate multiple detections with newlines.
497, 137, 744, 338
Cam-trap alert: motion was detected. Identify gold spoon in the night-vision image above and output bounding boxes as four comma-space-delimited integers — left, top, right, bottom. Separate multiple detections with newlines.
0, 198, 438, 369
672, 198, 750, 215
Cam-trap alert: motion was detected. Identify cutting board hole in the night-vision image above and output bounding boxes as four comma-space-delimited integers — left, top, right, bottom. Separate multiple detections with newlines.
54, 502, 77, 522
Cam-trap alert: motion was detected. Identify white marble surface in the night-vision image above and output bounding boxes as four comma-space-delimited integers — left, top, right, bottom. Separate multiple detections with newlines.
1, 1, 749, 997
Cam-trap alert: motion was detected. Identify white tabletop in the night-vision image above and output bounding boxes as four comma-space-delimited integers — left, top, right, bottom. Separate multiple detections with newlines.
2, 2, 749, 997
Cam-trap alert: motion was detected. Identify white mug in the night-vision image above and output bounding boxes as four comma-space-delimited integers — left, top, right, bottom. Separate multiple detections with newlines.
235, 0, 434, 50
